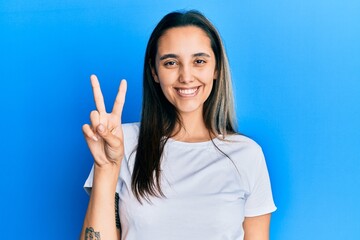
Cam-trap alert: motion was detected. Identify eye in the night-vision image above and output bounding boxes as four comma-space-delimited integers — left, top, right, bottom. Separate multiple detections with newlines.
164, 61, 177, 67
195, 59, 206, 65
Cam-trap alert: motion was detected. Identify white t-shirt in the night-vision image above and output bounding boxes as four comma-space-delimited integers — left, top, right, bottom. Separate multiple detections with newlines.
84, 122, 276, 240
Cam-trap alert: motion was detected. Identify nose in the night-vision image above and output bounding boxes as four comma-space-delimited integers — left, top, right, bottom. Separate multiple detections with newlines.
179, 64, 194, 83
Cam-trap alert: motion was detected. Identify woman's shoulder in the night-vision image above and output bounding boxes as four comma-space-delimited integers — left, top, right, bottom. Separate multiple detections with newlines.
122, 122, 140, 137
122, 122, 140, 157
215, 134, 268, 183
218, 133, 265, 163
221, 133, 262, 151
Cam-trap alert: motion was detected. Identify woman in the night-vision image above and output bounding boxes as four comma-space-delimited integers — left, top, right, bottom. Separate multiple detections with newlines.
81, 10, 276, 240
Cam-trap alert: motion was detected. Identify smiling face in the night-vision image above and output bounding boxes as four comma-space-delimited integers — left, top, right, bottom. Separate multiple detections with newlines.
152, 26, 217, 118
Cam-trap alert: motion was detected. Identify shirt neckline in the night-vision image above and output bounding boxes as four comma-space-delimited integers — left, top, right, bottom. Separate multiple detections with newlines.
166, 137, 222, 148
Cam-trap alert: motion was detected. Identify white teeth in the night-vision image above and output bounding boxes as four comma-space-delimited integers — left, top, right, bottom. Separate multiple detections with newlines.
177, 87, 198, 95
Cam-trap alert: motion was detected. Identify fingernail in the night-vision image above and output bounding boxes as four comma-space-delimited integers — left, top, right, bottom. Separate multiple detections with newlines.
92, 135, 98, 141
98, 124, 105, 133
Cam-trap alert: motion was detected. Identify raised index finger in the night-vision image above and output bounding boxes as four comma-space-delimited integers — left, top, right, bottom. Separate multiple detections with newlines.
90, 74, 106, 113
112, 79, 127, 117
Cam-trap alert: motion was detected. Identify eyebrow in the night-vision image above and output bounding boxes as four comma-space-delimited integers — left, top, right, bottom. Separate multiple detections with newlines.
159, 52, 211, 61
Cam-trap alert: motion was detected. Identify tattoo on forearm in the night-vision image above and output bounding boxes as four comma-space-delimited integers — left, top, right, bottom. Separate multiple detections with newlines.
85, 227, 101, 240
115, 192, 121, 230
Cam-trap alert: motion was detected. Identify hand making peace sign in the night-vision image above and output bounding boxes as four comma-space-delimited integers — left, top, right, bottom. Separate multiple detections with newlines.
82, 75, 127, 168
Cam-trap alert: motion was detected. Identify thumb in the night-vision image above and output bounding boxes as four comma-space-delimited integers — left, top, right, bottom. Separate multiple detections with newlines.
97, 124, 106, 135
97, 124, 119, 147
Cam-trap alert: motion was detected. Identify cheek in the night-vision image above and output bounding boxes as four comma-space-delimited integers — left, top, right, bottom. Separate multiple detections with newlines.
157, 80, 174, 100
199, 63, 217, 80
200, 69, 217, 84
158, 71, 178, 86
206, 81, 215, 95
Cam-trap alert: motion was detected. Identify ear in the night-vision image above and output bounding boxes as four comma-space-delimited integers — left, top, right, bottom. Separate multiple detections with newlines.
151, 64, 159, 83
213, 69, 218, 80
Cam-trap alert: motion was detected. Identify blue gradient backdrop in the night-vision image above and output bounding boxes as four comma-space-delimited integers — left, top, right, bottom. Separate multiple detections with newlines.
1, 1, 359, 239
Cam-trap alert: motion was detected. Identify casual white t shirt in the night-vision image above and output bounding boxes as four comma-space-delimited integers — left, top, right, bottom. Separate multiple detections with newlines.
84, 122, 276, 240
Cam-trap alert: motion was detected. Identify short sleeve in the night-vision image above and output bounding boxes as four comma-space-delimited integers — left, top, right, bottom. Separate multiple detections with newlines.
83, 165, 94, 195
83, 164, 123, 195
244, 147, 277, 217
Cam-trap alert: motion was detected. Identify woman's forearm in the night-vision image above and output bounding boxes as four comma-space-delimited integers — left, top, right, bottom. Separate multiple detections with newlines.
80, 167, 120, 240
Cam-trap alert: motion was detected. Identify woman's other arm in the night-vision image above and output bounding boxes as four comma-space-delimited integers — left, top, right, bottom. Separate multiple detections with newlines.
80, 75, 127, 240
243, 213, 271, 240
80, 167, 121, 239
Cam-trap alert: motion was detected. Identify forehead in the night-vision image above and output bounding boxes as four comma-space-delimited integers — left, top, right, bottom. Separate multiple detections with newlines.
157, 26, 213, 55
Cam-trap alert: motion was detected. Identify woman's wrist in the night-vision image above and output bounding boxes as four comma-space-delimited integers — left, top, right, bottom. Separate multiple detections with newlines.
93, 164, 120, 190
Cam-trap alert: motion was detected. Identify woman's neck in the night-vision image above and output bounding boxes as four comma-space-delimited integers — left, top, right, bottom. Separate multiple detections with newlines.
172, 112, 213, 143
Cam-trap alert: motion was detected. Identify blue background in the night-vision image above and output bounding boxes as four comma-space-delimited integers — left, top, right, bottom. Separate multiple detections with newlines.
1, 0, 359, 239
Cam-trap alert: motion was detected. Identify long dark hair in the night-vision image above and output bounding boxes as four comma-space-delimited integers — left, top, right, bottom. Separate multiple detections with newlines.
131, 10, 237, 202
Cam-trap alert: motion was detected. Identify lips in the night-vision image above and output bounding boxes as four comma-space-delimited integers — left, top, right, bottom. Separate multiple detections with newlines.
175, 87, 200, 97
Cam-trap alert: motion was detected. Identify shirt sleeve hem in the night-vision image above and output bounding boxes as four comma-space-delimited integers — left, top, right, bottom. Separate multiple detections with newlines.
244, 205, 277, 217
